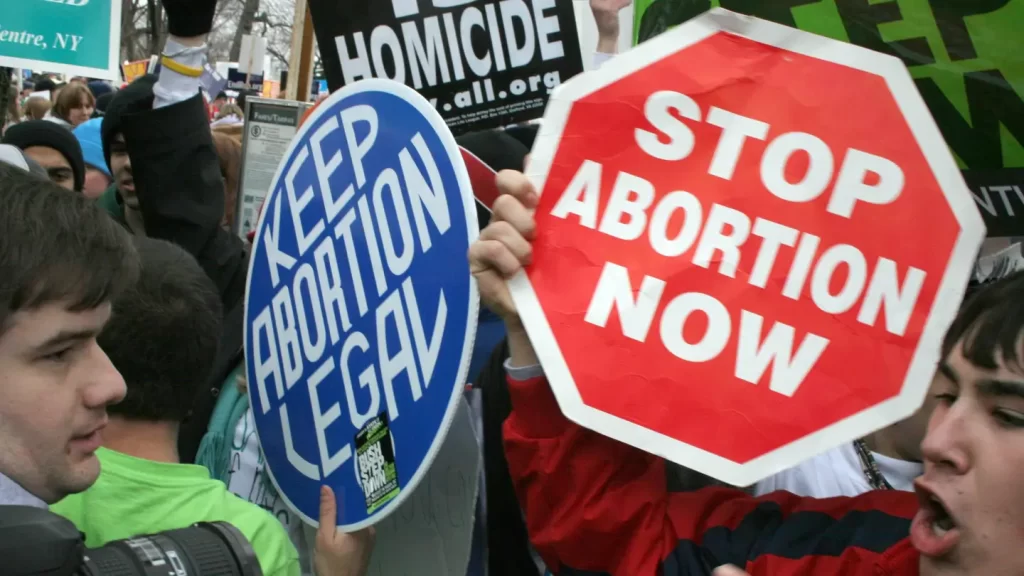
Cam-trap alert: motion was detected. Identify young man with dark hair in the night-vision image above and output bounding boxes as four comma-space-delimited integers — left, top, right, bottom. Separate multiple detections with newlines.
0, 163, 138, 507
470, 169, 1024, 575
50, 236, 300, 576
100, 236, 224, 425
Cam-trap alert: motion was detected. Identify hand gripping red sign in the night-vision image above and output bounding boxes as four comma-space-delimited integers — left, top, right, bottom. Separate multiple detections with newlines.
508, 9, 984, 485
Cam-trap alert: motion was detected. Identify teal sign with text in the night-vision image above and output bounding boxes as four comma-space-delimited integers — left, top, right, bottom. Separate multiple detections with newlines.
0, 0, 121, 80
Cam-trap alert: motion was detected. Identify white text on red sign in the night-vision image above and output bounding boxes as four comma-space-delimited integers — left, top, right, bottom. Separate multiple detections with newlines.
550, 90, 926, 398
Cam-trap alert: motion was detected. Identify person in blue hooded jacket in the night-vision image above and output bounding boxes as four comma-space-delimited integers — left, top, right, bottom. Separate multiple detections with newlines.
73, 118, 112, 199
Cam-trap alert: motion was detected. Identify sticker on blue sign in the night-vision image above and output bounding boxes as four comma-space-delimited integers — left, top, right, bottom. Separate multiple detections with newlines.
244, 77, 480, 531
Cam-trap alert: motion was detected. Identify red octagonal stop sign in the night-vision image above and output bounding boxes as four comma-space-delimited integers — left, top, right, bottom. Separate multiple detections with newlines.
509, 9, 984, 486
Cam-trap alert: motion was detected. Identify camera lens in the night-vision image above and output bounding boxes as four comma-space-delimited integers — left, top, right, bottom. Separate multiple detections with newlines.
79, 522, 262, 576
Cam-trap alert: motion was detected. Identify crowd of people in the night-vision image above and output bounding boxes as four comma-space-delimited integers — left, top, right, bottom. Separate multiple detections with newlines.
2, 60, 245, 204
1, 0, 1021, 575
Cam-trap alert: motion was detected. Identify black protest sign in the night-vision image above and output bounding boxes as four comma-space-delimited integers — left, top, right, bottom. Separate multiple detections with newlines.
963, 170, 1024, 238
307, 0, 584, 134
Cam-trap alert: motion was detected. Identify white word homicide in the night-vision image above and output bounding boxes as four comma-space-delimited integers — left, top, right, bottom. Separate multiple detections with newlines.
337, 0, 565, 90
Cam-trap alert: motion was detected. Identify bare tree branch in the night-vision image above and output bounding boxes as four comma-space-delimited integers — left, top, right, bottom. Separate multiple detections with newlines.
120, 0, 301, 76
266, 44, 288, 65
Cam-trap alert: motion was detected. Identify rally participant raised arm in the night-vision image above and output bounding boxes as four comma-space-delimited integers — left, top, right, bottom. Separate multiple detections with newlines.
100, 0, 247, 307
469, 169, 1024, 576
98, 0, 252, 464
591, 0, 631, 67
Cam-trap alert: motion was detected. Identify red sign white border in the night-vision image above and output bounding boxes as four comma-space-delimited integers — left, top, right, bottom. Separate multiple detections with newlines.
507, 8, 985, 486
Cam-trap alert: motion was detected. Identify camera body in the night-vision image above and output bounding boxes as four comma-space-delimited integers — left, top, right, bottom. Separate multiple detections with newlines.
0, 506, 262, 576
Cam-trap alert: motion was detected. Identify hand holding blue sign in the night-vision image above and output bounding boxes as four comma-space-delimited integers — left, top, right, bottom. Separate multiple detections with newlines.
245, 78, 479, 530
315, 486, 376, 576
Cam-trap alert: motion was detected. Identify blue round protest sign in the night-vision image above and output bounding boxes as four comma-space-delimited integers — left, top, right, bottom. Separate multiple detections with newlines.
244, 79, 479, 530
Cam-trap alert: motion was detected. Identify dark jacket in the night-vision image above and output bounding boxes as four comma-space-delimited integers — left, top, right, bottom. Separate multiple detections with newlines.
101, 93, 248, 463
473, 341, 543, 576
119, 93, 247, 304
503, 374, 922, 575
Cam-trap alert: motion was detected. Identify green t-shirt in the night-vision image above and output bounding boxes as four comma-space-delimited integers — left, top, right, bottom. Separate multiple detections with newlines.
51, 448, 299, 576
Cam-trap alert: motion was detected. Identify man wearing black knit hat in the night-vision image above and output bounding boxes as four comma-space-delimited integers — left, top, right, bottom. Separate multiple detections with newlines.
3, 120, 86, 191
95, 74, 159, 232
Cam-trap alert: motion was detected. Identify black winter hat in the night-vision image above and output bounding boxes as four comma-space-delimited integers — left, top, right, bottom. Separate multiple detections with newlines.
504, 123, 540, 150
101, 74, 157, 169
456, 129, 529, 229
88, 80, 114, 100
94, 92, 115, 117
34, 78, 57, 94
2, 120, 86, 191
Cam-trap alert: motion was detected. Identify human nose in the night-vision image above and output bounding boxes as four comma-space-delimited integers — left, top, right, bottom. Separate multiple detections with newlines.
920, 400, 971, 475
82, 342, 127, 409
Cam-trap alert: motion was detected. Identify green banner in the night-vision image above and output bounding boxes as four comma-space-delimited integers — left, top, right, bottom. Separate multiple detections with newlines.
0, 0, 121, 80
633, 1, 1024, 236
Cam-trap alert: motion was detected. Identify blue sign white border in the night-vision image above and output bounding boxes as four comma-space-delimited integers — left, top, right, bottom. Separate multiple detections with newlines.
243, 77, 481, 531
0, 1, 122, 81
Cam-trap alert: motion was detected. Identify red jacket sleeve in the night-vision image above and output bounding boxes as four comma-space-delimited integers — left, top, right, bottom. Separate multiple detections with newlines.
502, 375, 920, 576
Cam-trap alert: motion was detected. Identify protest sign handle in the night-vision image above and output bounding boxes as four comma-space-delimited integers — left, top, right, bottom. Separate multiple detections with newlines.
245, 42, 254, 88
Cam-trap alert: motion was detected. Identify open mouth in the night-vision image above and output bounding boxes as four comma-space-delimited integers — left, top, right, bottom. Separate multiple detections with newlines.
911, 481, 961, 557
927, 494, 955, 534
